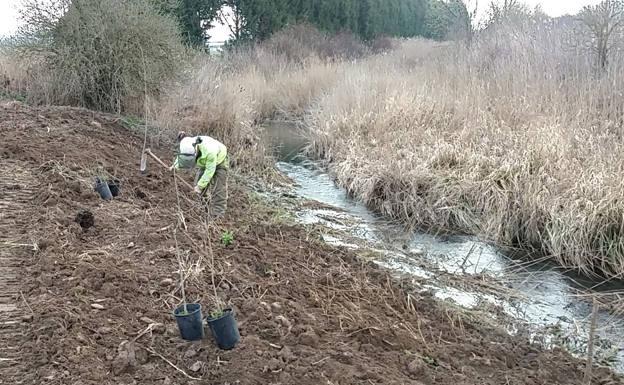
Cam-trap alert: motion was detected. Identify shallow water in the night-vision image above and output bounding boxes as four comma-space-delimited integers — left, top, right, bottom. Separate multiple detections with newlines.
266, 121, 624, 371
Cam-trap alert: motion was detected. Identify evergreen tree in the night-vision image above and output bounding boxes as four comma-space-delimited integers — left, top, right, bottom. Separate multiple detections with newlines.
424, 0, 473, 42
153, 0, 221, 46
154, 0, 472, 45
357, 0, 372, 39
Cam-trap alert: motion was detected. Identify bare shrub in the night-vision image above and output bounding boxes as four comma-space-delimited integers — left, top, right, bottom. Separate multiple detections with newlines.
15, 0, 186, 113
369, 36, 395, 54
324, 31, 369, 60
260, 23, 327, 64
260, 23, 369, 63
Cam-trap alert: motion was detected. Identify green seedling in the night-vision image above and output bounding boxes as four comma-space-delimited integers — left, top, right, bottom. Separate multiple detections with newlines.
210, 309, 225, 319
119, 115, 144, 130
220, 231, 234, 247
422, 355, 438, 366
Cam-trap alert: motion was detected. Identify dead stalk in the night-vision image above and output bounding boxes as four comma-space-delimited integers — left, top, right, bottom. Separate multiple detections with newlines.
172, 167, 187, 313
20, 291, 34, 316
145, 347, 201, 381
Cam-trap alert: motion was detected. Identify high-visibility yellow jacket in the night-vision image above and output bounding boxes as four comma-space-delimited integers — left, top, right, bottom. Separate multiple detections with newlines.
195, 136, 227, 189
174, 136, 227, 189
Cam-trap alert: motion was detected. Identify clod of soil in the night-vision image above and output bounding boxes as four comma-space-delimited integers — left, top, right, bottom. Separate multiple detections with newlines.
112, 341, 140, 375
406, 358, 427, 377
75, 209, 95, 230
134, 188, 147, 199
298, 330, 320, 347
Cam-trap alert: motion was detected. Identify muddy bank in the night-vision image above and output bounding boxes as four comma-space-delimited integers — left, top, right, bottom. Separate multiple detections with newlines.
0, 102, 622, 384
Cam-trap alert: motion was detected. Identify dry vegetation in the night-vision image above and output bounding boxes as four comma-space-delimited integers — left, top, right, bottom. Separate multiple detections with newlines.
306, 24, 624, 278
153, 20, 624, 278
2, 0, 185, 112
0, 47, 29, 98
151, 24, 359, 170
3, 15, 624, 277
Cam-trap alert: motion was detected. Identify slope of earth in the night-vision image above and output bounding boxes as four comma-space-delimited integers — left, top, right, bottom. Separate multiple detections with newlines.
0, 100, 621, 385
0, 160, 36, 384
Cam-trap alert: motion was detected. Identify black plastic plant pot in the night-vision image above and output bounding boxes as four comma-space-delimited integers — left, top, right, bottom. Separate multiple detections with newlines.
207, 308, 240, 350
173, 303, 204, 341
108, 180, 121, 197
94, 180, 113, 201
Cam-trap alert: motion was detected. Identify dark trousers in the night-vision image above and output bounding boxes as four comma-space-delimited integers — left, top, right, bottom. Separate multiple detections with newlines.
194, 160, 228, 217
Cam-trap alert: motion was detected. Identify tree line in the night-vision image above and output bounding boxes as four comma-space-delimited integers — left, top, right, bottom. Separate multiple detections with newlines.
9, 0, 471, 112
154, 0, 471, 46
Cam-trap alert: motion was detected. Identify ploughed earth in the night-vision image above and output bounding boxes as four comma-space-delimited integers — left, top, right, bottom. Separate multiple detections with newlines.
0, 101, 622, 385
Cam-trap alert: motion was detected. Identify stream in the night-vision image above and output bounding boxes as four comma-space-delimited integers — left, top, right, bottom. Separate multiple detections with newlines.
265, 121, 624, 372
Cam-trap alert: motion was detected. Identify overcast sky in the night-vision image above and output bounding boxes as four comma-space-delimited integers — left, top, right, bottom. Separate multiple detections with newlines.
0, 0, 606, 39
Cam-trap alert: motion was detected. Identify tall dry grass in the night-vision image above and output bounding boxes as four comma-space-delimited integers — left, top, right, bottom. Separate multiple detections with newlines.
154, 20, 624, 277
0, 48, 30, 98
153, 29, 344, 170
305, 23, 624, 278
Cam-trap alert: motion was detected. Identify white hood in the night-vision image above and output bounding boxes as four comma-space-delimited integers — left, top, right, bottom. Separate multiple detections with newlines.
179, 137, 197, 155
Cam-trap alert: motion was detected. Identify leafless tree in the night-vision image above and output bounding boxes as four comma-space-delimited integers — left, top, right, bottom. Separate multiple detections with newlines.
578, 0, 624, 70
16, 0, 71, 47
485, 0, 531, 27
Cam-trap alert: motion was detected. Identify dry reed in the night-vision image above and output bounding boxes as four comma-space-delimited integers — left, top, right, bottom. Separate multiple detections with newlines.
149, 21, 624, 277
306, 25, 624, 278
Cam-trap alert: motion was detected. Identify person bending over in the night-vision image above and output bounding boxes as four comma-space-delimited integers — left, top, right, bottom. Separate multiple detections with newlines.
171, 132, 228, 218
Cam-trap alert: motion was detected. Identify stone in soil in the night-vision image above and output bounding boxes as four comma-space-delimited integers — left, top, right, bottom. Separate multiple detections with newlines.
298, 331, 320, 347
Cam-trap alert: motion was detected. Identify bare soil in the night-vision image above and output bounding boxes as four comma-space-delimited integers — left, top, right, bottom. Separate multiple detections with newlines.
0, 159, 35, 384
0, 100, 622, 385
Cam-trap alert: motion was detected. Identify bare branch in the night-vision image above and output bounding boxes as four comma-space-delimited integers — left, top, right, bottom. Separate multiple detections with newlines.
576, 0, 624, 70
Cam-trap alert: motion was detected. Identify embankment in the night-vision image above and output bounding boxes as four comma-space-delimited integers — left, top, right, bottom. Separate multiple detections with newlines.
1, 101, 621, 384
